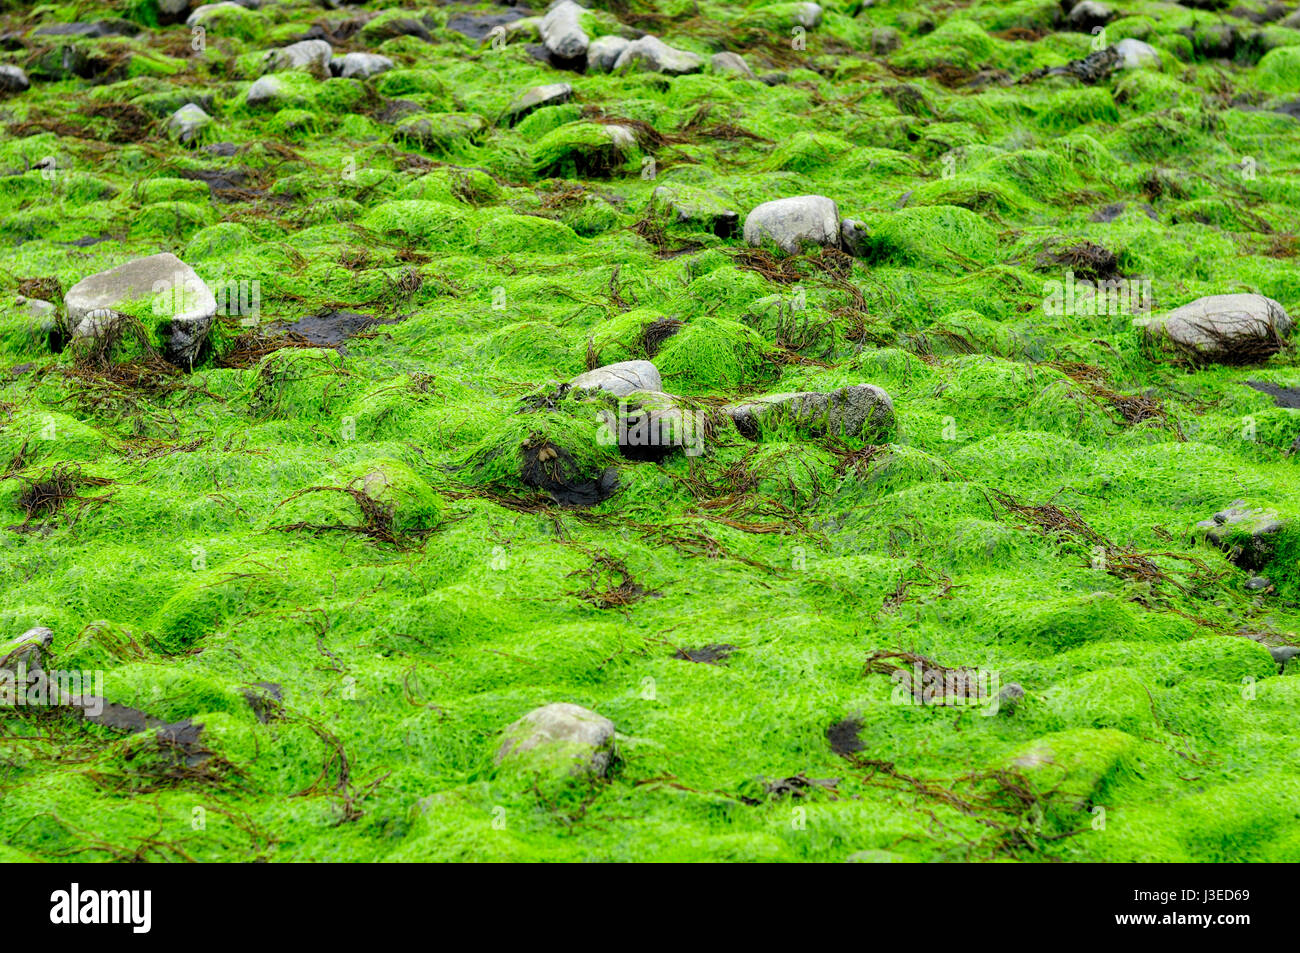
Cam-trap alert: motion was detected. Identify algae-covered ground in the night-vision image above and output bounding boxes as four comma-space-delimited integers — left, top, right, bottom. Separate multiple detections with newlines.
1, 0, 1299, 863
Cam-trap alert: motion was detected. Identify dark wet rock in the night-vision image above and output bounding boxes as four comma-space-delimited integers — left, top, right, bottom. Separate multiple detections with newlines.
274, 310, 401, 348
33, 19, 139, 39
743, 194, 841, 255
0, 64, 29, 92
376, 99, 422, 124
1196, 501, 1286, 571
1067, 2, 1114, 32
243, 681, 283, 723
202, 141, 239, 157
1089, 201, 1158, 223
613, 35, 703, 75
996, 683, 1025, 715
566, 359, 661, 396
710, 51, 753, 77
446, 8, 532, 41
503, 82, 573, 126
724, 385, 895, 440
1245, 380, 1300, 408
760, 72, 790, 86
65, 253, 216, 367
1137, 294, 1291, 364
1244, 575, 1273, 591
520, 437, 619, 505
840, 218, 869, 257
674, 643, 736, 664
360, 13, 435, 44
495, 702, 616, 778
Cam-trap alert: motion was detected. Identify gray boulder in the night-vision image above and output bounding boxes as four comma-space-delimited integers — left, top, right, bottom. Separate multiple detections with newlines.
0, 64, 30, 92
710, 51, 754, 77
587, 35, 630, 72
1137, 293, 1291, 363
599, 390, 703, 460
64, 253, 216, 366
504, 82, 573, 126
331, 52, 393, 79
567, 359, 661, 396
1196, 501, 1287, 571
166, 103, 211, 144
792, 2, 823, 28
495, 702, 616, 779
743, 194, 842, 255
613, 35, 703, 75
539, 1, 589, 60
725, 384, 895, 440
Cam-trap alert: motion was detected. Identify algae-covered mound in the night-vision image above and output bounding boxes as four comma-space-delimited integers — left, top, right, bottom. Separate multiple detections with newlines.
0, 0, 1299, 865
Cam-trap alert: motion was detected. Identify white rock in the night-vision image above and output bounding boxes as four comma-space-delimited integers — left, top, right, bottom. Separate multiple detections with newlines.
185, 1, 243, 26
613, 35, 703, 75
1113, 38, 1162, 70
246, 74, 284, 106
710, 51, 754, 77
332, 52, 394, 79
539, 0, 589, 60
167, 103, 211, 143
743, 194, 842, 255
587, 35, 630, 72
793, 2, 823, 28
495, 703, 616, 778
568, 360, 661, 396
65, 253, 216, 366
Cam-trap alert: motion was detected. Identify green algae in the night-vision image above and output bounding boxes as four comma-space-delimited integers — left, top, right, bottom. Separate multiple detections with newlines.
0, 0, 1296, 865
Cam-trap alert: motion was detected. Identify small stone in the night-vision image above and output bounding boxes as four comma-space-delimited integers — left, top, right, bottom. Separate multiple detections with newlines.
1269, 646, 1300, 668
710, 51, 754, 78
725, 385, 895, 440
495, 702, 616, 778
331, 52, 393, 80
64, 253, 216, 367
166, 103, 211, 144
185, 2, 242, 27
567, 359, 662, 397
613, 35, 703, 75
263, 39, 333, 73
792, 2, 823, 28
504, 82, 573, 126
539, 0, 589, 60
0, 64, 30, 92
587, 35, 631, 72
1245, 576, 1273, 591
246, 74, 284, 106
1113, 38, 1162, 70
743, 194, 842, 255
